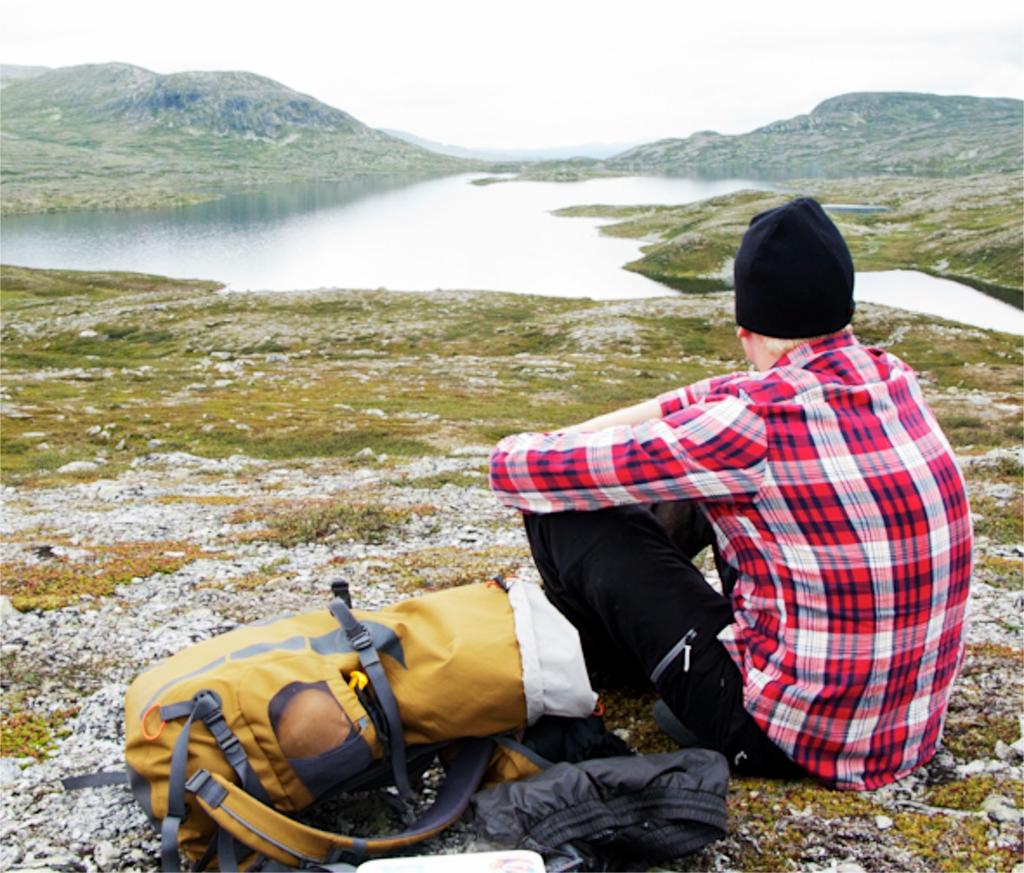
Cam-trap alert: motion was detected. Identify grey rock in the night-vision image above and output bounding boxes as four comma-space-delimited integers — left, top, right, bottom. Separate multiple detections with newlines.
960, 759, 987, 776
985, 483, 1017, 501
0, 844, 23, 869
960, 447, 1024, 469
56, 461, 100, 474
451, 445, 493, 457
981, 793, 1021, 823
93, 840, 118, 868
0, 757, 23, 786
0, 595, 21, 621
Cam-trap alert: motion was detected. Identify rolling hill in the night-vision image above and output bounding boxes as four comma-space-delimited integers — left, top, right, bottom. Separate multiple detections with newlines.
605, 92, 1023, 177
0, 63, 477, 213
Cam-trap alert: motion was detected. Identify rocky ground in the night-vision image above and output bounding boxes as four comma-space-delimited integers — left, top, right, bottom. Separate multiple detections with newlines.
1, 267, 1022, 871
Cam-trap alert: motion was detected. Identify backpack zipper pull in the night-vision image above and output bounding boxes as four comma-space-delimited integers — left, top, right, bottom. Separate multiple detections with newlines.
682, 628, 697, 673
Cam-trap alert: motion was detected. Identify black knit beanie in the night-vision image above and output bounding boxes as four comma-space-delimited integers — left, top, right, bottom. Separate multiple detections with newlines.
733, 197, 855, 339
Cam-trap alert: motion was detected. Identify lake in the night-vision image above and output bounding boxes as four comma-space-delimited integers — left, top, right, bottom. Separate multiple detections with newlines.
3, 173, 1022, 334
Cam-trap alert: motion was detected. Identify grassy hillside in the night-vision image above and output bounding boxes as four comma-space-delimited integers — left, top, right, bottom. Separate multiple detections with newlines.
0, 63, 478, 214
555, 174, 1024, 304
606, 92, 1023, 177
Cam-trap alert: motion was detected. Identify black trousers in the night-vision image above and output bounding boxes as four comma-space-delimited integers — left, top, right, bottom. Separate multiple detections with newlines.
524, 504, 802, 778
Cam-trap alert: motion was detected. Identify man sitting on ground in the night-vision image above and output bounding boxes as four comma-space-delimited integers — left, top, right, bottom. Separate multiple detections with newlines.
489, 198, 972, 790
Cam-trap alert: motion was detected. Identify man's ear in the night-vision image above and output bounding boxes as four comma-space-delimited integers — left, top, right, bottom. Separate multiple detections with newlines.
736, 326, 753, 340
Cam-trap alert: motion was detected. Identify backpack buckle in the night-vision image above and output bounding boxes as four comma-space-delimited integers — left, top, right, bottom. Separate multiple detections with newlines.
348, 626, 373, 651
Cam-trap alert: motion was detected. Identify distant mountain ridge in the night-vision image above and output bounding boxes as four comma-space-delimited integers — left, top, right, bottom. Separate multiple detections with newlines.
21, 64, 368, 138
606, 92, 1023, 176
0, 63, 476, 213
383, 129, 642, 161
0, 64, 52, 87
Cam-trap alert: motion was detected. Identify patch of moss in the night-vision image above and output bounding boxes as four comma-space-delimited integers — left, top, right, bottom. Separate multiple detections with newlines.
891, 809, 1017, 872
229, 499, 432, 547
971, 495, 1024, 545
332, 544, 530, 593
201, 559, 294, 592
974, 554, 1024, 591
0, 705, 79, 760
402, 468, 490, 489
597, 686, 677, 755
925, 775, 1003, 810
0, 540, 215, 610
155, 494, 244, 506
719, 776, 879, 872
942, 643, 1023, 761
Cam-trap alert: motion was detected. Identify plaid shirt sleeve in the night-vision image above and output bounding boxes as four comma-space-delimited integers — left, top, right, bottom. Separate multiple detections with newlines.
489, 394, 767, 513
656, 372, 747, 416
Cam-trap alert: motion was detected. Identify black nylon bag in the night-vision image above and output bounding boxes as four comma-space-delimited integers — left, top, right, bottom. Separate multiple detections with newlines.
470, 748, 729, 871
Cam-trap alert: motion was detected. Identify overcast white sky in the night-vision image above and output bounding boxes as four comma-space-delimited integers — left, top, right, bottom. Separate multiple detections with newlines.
2, 0, 1022, 148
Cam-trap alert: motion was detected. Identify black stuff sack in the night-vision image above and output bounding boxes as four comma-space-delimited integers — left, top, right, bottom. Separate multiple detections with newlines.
470, 747, 729, 872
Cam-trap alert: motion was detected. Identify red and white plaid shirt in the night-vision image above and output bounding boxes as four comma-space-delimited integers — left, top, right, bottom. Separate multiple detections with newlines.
490, 332, 972, 789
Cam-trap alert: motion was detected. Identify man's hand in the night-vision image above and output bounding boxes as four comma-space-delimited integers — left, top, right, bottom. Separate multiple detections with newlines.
559, 398, 662, 434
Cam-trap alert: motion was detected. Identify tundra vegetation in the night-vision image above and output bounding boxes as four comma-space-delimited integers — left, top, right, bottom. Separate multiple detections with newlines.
1, 267, 1021, 870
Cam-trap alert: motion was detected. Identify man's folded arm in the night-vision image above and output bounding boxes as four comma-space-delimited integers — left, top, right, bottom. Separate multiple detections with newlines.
489, 395, 767, 514
656, 372, 743, 416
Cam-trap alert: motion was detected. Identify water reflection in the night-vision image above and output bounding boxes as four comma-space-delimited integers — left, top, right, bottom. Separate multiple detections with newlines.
0, 174, 766, 299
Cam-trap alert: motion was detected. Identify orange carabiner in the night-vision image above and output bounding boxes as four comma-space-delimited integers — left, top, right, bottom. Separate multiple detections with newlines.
141, 703, 167, 741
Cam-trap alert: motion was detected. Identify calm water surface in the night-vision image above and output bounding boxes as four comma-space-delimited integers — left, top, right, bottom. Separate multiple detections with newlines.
3, 174, 1021, 333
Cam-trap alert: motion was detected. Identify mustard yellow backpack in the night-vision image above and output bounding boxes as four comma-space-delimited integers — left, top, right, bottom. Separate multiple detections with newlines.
118, 578, 597, 871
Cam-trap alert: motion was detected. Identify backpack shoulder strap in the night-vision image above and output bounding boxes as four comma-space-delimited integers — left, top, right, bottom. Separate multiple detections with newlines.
184, 737, 494, 868
62, 770, 130, 790
329, 598, 412, 807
